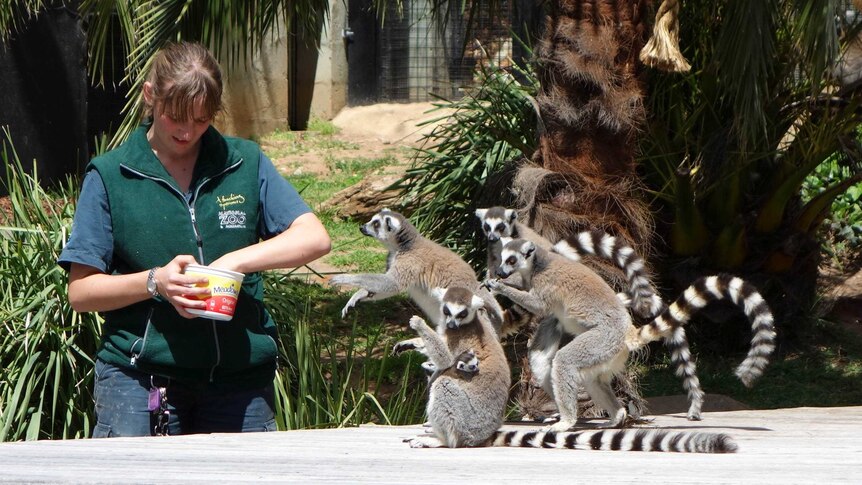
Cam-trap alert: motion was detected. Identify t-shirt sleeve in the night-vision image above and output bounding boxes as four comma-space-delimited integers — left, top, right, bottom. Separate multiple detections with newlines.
57, 170, 114, 273
258, 151, 312, 239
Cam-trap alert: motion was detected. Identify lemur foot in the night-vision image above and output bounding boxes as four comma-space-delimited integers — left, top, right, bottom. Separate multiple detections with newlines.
547, 420, 576, 432
392, 339, 422, 356
405, 435, 445, 448
597, 409, 628, 429
541, 412, 561, 424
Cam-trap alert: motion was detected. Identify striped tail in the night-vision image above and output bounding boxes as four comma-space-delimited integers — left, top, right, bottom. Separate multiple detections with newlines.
666, 325, 705, 420
553, 230, 665, 319
637, 274, 777, 389
491, 428, 737, 453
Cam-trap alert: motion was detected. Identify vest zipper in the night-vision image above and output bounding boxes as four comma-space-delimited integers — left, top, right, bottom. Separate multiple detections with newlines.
130, 308, 155, 366
190, 159, 243, 382
121, 158, 244, 382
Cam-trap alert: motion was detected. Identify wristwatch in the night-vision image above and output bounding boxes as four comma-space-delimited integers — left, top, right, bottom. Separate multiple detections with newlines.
146, 267, 161, 298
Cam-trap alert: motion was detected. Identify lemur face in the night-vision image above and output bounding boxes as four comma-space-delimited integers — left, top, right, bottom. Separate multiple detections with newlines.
454, 350, 479, 375
475, 207, 517, 242
497, 238, 535, 278
360, 210, 402, 243
434, 287, 484, 329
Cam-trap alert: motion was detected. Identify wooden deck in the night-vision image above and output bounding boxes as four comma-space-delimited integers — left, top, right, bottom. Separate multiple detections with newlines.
1, 406, 860, 484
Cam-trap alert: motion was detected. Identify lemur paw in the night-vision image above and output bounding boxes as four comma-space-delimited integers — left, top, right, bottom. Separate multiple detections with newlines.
392, 340, 419, 355
482, 278, 501, 291
408, 315, 426, 330
340, 289, 370, 318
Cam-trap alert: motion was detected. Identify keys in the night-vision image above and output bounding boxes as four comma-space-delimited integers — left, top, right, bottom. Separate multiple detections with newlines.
148, 378, 170, 436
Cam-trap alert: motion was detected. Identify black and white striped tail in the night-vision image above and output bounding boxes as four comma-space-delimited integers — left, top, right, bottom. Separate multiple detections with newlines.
553, 229, 665, 319
639, 274, 777, 389
666, 325, 705, 420
491, 429, 737, 453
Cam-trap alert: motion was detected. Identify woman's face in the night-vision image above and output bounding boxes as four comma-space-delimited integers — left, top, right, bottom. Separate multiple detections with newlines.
144, 82, 213, 162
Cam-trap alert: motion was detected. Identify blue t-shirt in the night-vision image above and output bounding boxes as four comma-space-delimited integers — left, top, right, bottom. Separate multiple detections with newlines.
58, 152, 309, 272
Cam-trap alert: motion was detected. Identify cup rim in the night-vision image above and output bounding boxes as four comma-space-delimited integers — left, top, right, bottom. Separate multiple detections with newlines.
184, 264, 245, 281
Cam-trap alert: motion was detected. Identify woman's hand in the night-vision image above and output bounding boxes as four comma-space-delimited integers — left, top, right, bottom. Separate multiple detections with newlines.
154, 255, 210, 319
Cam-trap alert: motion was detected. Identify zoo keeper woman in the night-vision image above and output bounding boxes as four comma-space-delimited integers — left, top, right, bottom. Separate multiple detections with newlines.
58, 41, 331, 437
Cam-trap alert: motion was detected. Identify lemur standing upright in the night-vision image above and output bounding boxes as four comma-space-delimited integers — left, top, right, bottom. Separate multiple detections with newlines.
405, 287, 738, 453
485, 238, 776, 429
476, 206, 705, 419
330, 209, 504, 338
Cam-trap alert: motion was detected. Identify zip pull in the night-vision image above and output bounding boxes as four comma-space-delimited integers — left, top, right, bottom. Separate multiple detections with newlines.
189, 206, 204, 251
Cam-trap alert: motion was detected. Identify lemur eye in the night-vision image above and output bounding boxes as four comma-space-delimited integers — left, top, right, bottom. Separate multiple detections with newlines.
506, 256, 516, 265
457, 310, 468, 319
372, 220, 380, 229
443, 307, 451, 317
483, 223, 490, 232
495, 223, 505, 233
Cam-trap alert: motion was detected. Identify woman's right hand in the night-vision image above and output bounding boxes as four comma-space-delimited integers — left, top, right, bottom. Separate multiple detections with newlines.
154, 255, 210, 319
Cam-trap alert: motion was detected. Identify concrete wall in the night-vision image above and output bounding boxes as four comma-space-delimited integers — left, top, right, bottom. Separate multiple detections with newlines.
309, 0, 348, 121
217, 32, 290, 138
217, 1, 348, 138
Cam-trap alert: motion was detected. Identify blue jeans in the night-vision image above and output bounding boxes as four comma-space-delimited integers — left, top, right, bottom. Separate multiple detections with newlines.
92, 359, 276, 438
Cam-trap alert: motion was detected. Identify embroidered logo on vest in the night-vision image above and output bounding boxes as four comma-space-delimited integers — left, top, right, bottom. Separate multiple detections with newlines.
217, 194, 247, 229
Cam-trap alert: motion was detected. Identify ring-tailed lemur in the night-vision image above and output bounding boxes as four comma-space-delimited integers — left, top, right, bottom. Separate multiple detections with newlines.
330, 210, 505, 342
403, 287, 510, 449
404, 287, 737, 452
475, 206, 664, 318
485, 239, 776, 429
476, 206, 684, 418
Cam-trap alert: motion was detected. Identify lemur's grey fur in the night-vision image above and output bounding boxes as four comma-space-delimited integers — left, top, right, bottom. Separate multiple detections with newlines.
331, 210, 505, 350
476, 206, 700, 418
485, 238, 776, 427
403, 289, 738, 453
475, 206, 664, 318
404, 287, 510, 448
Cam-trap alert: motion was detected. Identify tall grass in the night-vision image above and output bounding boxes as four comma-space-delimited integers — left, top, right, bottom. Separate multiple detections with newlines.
0, 130, 425, 441
0, 129, 99, 441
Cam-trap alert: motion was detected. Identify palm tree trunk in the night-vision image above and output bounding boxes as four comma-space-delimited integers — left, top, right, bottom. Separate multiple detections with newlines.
515, 0, 653, 256
512, 0, 653, 420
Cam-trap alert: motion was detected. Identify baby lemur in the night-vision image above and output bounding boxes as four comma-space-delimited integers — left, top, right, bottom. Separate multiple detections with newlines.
405, 287, 737, 453
485, 238, 776, 430
330, 209, 504, 339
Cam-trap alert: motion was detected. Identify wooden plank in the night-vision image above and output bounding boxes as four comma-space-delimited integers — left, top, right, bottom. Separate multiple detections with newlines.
0, 406, 860, 483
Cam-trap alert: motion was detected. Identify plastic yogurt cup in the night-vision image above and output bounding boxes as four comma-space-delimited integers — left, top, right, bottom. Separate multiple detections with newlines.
183, 264, 245, 321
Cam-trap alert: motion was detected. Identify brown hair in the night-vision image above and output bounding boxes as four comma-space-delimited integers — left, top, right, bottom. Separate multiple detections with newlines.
144, 42, 223, 122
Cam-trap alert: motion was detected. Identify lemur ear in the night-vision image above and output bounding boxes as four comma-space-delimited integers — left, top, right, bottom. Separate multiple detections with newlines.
504, 208, 517, 223
521, 240, 536, 258
384, 215, 399, 233
431, 287, 447, 300
471, 295, 484, 309
474, 208, 487, 220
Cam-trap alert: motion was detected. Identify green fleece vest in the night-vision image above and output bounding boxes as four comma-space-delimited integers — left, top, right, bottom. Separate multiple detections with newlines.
89, 123, 277, 390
